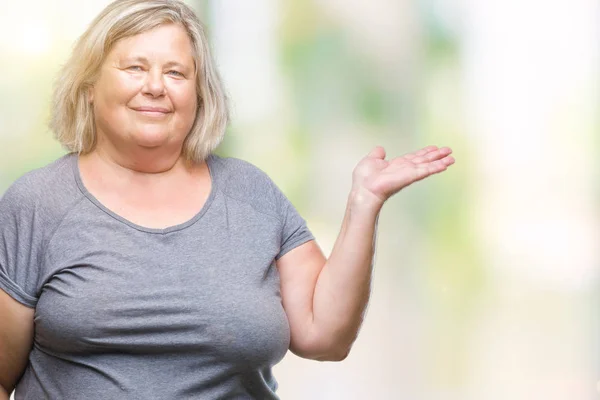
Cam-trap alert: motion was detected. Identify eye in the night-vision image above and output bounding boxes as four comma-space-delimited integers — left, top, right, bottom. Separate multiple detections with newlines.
167, 70, 184, 77
127, 65, 144, 71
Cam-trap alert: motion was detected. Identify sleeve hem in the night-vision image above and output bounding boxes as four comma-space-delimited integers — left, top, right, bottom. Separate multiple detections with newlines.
0, 272, 38, 308
275, 233, 315, 261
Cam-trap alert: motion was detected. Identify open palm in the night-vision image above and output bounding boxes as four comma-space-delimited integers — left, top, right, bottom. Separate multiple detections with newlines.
352, 145, 455, 207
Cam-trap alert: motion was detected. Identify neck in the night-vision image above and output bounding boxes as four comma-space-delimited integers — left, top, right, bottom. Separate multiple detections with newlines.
78, 148, 208, 197
90, 132, 191, 174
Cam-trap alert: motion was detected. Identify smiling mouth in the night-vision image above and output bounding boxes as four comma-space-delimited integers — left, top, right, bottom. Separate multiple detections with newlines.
137, 110, 168, 116
131, 108, 171, 117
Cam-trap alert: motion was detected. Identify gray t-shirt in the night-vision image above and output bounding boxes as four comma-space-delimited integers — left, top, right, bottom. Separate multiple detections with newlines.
0, 153, 314, 399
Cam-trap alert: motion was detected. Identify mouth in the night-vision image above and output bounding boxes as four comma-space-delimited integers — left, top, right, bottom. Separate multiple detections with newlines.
131, 107, 172, 117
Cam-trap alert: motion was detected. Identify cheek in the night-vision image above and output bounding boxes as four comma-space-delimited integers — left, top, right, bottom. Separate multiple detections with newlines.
98, 75, 141, 107
116, 80, 143, 104
169, 84, 197, 115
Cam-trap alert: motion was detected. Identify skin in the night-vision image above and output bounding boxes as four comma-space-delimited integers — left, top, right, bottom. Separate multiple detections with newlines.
277, 145, 455, 360
79, 23, 211, 229
1, 24, 208, 394
0, 290, 34, 397
0, 21, 455, 397
86, 23, 198, 174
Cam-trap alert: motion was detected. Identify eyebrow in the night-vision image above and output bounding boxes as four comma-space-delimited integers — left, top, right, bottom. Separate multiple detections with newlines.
121, 56, 190, 70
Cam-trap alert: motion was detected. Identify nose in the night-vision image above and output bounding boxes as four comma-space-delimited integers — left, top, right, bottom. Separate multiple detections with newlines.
142, 69, 166, 98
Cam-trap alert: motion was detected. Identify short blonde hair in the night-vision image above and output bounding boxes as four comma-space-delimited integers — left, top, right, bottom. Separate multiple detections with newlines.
50, 0, 229, 163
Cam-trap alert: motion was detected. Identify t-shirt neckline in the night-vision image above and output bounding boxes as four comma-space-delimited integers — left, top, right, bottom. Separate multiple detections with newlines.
69, 152, 217, 234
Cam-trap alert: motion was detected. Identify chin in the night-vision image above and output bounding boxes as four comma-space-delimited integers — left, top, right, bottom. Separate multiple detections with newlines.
133, 130, 172, 148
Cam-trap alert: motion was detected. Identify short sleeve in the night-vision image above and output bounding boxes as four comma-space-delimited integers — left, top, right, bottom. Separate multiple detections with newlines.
211, 155, 315, 261
0, 179, 44, 308
272, 183, 314, 260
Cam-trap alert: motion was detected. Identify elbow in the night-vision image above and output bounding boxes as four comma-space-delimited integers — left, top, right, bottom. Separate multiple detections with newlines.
292, 344, 351, 362
315, 347, 350, 362
290, 332, 354, 362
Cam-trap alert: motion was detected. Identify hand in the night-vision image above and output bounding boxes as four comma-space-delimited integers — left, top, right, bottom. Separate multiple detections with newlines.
351, 145, 455, 209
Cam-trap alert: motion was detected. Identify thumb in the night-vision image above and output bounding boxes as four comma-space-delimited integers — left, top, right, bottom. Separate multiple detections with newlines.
368, 146, 386, 160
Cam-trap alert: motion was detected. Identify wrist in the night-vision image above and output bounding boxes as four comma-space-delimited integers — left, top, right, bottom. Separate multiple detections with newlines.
348, 187, 384, 214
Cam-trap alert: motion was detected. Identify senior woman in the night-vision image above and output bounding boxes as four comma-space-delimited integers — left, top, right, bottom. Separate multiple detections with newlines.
0, 0, 454, 399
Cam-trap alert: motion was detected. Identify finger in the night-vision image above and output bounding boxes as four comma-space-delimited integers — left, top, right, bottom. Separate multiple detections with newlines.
402, 145, 438, 160
367, 146, 386, 160
402, 155, 453, 182
422, 156, 455, 175
410, 147, 452, 164
442, 155, 455, 166
382, 154, 453, 183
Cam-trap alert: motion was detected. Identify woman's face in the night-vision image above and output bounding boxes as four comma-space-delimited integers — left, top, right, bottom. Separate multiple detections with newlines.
89, 23, 197, 153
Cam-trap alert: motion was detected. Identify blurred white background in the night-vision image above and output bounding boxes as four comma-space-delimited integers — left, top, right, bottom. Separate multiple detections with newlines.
1, 0, 598, 398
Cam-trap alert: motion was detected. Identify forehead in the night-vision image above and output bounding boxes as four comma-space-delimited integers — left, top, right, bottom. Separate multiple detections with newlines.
108, 24, 195, 64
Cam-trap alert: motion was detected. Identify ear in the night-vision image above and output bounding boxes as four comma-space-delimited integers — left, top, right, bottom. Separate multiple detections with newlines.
87, 86, 94, 103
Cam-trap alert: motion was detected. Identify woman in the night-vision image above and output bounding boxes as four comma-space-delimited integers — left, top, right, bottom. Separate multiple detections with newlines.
0, 0, 454, 399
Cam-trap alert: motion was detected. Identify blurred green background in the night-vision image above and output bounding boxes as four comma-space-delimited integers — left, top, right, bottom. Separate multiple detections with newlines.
1, 0, 598, 399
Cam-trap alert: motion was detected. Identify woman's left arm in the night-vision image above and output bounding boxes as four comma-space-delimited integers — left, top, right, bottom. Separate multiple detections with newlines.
276, 145, 455, 361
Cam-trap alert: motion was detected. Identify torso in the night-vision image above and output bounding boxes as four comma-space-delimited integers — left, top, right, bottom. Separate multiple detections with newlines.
3, 152, 313, 399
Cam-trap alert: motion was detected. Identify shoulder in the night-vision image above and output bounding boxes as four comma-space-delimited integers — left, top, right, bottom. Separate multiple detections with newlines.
209, 154, 274, 184
1, 153, 83, 228
3, 154, 72, 199
209, 154, 282, 213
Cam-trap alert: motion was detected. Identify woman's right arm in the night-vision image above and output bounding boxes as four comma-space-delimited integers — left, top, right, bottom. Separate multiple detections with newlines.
0, 385, 9, 400
0, 289, 34, 398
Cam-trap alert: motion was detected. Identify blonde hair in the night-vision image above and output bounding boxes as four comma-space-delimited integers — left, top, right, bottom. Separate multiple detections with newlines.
50, 0, 229, 163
